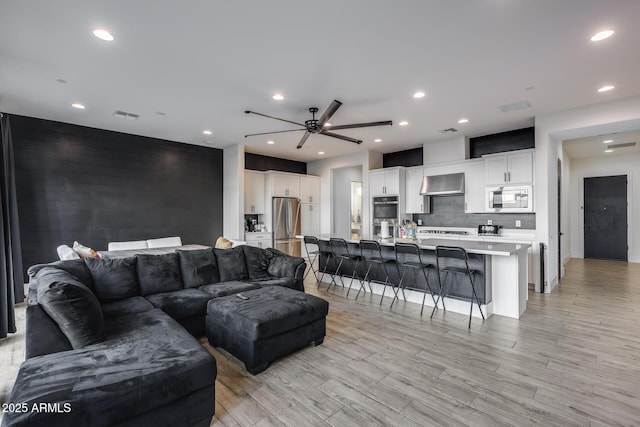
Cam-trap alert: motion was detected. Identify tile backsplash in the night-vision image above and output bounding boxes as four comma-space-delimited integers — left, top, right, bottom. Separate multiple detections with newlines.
411, 195, 535, 230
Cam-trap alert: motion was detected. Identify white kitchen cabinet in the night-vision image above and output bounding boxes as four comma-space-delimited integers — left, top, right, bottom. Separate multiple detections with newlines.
299, 175, 321, 203
244, 170, 265, 214
484, 150, 533, 185
270, 173, 300, 198
370, 168, 403, 196
405, 167, 430, 213
464, 159, 486, 213
244, 232, 272, 249
300, 203, 321, 236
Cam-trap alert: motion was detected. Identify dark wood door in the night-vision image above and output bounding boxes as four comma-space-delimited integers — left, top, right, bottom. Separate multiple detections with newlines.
584, 175, 627, 261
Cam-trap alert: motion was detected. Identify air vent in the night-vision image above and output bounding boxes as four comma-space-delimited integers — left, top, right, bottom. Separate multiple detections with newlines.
113, 110, 139, 120
608, 142, 637, 149
499, 100, 531, 113
439, 128, 458, 134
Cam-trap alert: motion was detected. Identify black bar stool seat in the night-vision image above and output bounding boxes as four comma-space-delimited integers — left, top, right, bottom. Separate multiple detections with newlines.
434, 245, 485, 328
359, 240, 399, 303
329, 238, 364, 297
394, 242, 437, 315
303, 236, 334, 287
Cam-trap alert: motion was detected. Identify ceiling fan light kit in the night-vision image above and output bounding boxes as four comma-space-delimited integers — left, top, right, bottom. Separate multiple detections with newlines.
244, 99, 392, 149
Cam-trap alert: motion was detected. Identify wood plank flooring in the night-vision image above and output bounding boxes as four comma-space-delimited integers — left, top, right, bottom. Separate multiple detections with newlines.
2, 258, 640, 426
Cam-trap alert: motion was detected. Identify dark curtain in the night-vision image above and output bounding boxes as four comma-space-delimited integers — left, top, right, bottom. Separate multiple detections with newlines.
1, 113, 24, 339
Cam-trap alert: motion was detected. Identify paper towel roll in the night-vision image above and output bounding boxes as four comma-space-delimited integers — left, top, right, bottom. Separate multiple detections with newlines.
380, 221, 390, 238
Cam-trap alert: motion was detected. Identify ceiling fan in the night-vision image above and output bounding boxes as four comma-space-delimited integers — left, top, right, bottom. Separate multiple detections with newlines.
244, 99, 392, 149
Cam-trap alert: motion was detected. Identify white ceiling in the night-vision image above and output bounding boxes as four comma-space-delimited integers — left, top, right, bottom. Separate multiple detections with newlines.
1, 0, 640, 162
564, 129, 640, 159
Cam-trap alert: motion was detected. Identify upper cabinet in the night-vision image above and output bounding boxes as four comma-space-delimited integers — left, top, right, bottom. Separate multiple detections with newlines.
464, 159, 486, 213
299, 175, 321, 203
244, 170, 265, 214
370, 168, 403, 196
269, 172, 300, 198
484, 149, 533, 185
405, 167, 430, 213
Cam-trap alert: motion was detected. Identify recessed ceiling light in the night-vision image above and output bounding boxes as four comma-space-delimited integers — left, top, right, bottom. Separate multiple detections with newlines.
603, 139, 613, 143
399, 121, 409, 126
413, 91, 426, 99
93, 28, 114, 41
374, 138, 382, 143
324, 122, 331, 127
598, 85, 615, 92
267, 140, 275, 145
71, 103, 85, 109
272, 94, 284, 101
591, 30, 614, 42
604, 149, 613, 153
457, 118, 469, 124
203, 130, 212, 135
318, 151, 325, 155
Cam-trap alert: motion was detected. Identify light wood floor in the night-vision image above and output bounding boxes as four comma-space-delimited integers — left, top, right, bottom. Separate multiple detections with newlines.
2, 258, 640, 426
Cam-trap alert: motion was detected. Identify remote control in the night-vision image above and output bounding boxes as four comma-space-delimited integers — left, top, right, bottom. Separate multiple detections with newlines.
236, 293, 249, 300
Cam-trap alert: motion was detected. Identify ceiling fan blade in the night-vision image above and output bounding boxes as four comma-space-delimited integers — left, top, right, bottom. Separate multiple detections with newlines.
244, 110, 305, 127
320, 130, 362, 144
296, 132, 311, 149
326, 120, 393, 131
316, 100, 342, 128
244, 128, 305, 138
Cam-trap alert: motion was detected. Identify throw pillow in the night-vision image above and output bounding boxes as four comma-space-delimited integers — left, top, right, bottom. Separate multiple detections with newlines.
177, 248, 220, 288
241, 245, 272, 280
73, 241, 100, 259
136, 253, 183, 295
85, 257, 140, 301
36, 267, 104, 349
214, 246, 249, 282
57, 244, 81, 260
215, 236, 232, 249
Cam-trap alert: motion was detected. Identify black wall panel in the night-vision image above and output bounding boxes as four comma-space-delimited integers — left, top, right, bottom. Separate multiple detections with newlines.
245, 152, 307, 174
11, 115, 223, 270
383, 146, 423, 168
469, 127, 534, 158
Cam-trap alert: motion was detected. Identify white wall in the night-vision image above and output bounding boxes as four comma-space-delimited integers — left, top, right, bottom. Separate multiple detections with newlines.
568, 152, 639, 263
560, 149, 572, 268
535, 95, 640, 292
423, 135, 467, 164
222, 143, 244, 240
332, 166, 363, 235
307, 150, 380, 235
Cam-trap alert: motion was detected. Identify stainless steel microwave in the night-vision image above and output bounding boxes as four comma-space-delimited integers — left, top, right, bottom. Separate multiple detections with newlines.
486, 185, 533, 212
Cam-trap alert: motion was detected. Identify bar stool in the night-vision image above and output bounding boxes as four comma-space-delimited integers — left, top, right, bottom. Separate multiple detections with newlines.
329, 238, 364, 297
395, 242, 438, 316
434, 245, 485, 328
302, 236, 334, 287
359, 240, 399, 304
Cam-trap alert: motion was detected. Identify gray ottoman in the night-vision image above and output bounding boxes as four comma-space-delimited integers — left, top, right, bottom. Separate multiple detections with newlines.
205, 286, 329, 374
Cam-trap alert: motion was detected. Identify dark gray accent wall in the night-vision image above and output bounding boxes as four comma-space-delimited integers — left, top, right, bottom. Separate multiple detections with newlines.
383, 146, 423, 168
11, 115, 223, 271
470, 127, 534, 158
245, 152, 307, 174
412, 195, 535, 230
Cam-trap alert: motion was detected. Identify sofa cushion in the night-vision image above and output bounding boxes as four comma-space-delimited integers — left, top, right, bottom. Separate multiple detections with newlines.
85, 257, 140, 301
136, 253, 183, 296
242, 245, 273, 280
4, 308, 216, 427
214, 246, 249, 282
101, 296, 155, 319
145, 288, 212, 320
178, 248, 219, 288
199, 281, 261, 298
36, 267, 104, 349
267, 248, 305, 278
249, 277, 297, 289
206, 286, 329, 341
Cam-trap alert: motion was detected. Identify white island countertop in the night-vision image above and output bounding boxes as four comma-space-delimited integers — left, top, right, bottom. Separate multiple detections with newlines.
308, 234, 530, 257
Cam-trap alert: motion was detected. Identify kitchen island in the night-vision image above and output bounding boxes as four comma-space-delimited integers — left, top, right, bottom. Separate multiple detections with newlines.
306, 234, 530, 319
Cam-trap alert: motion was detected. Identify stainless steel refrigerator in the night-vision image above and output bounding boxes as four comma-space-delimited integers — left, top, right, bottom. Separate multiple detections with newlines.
272, 197, 301, 257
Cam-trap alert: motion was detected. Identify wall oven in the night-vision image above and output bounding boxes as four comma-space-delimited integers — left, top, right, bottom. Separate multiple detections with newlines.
486, 185, 533, 212
372, 196, 399, 223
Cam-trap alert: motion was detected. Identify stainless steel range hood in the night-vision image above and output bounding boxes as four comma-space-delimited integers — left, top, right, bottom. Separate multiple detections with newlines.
419, 173, 465, 195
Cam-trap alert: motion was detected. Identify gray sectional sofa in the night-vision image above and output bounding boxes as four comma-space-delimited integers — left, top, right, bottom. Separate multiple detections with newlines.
2, 245, 306, 427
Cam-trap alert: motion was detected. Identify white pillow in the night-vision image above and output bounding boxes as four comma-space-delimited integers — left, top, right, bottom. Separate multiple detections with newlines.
147, 237, 182, 248
57, 245, 81, 260
107, 240, 148, 251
